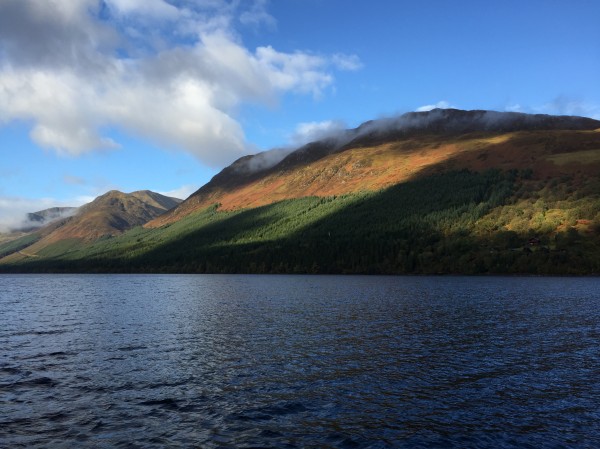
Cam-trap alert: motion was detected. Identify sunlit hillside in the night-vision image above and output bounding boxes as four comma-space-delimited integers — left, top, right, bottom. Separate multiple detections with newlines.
1, 109, 599, 274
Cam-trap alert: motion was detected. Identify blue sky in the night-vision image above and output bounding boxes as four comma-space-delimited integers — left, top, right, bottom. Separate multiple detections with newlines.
1, 0, 599, 230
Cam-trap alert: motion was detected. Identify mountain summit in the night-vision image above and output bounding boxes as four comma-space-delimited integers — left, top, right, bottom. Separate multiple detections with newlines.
62, 190, 182, 240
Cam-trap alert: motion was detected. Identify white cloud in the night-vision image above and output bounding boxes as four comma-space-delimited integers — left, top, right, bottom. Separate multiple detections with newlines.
233, 147, 293, 173
104, 0, 180, 19
291, 120, 347, 146
416, 100, 454, 112
239, 0, 276, 30
535, 96, 600, 120
0, 0, 117, 71
503, 97, 600, 120
505, 103, 523, 112
0, 0, 362, 167
256, 46, 334, 96
158, 184, 199, 200
0, 68, 119, 155
332, 53, 363, 71
232, 118, 349, 174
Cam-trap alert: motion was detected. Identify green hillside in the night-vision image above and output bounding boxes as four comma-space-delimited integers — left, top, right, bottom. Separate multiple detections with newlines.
0, 234, 41, 259
2, 169, 598, 274
2, 110, 599, 275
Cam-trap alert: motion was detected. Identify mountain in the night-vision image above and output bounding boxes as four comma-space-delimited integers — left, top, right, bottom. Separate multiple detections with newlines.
0, 207, 77, 243
0, 190, 181, 262
1, 109, 599, 274
149, 109, 600, 227
27, 206, 78, 225
48, 190, 181, 241
23, 207, 78, 230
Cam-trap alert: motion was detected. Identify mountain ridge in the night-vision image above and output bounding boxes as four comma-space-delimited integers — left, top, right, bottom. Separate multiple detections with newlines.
0, 190, 181, 262
1, 109, 599, 274
148, 109, 600, 228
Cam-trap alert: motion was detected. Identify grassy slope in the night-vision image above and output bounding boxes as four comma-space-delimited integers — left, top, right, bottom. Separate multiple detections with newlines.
4, 169, 599, 274
1, 123, 599, 274
149, 129, 600, 227
0, 234, 41, 259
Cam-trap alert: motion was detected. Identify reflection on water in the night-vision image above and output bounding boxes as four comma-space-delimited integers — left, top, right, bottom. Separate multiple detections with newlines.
1, 274, 600, 448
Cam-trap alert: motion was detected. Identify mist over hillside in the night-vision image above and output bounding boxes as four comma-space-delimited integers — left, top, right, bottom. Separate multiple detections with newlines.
230, 109, 600, 175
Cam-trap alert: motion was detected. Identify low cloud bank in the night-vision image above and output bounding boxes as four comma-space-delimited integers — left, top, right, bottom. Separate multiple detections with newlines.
0, 198, 81, 233
25, 207, 78, 230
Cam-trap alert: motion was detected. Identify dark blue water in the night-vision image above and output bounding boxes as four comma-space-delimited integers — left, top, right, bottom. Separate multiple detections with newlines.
1, 275, 600, 448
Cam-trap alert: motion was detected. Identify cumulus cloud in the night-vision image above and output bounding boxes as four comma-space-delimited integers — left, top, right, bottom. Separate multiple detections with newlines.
0, 0, 117, 71
0, 69, 121, 155
415, 100, 454, 112
0, 0, 362, 167
255, 46, 334, 96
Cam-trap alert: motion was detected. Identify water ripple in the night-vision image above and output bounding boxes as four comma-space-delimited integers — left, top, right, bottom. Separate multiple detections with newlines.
1, 274, 600, 448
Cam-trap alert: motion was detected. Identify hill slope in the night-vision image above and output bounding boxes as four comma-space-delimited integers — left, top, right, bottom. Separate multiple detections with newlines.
0, 190, 181, 262
1, 109, 599, 274
50, 190, 181, 241
149, 109, 600, 227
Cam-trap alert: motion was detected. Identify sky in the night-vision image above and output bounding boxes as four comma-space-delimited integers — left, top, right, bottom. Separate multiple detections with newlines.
1, 0, 599, 230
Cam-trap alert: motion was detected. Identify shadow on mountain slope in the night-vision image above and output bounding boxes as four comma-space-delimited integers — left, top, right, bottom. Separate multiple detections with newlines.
29, 169, 518, 273
5, 164, 600, 274
121, 167, 599, 274
4, 121, 600, 274
151, 122, 600, 226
